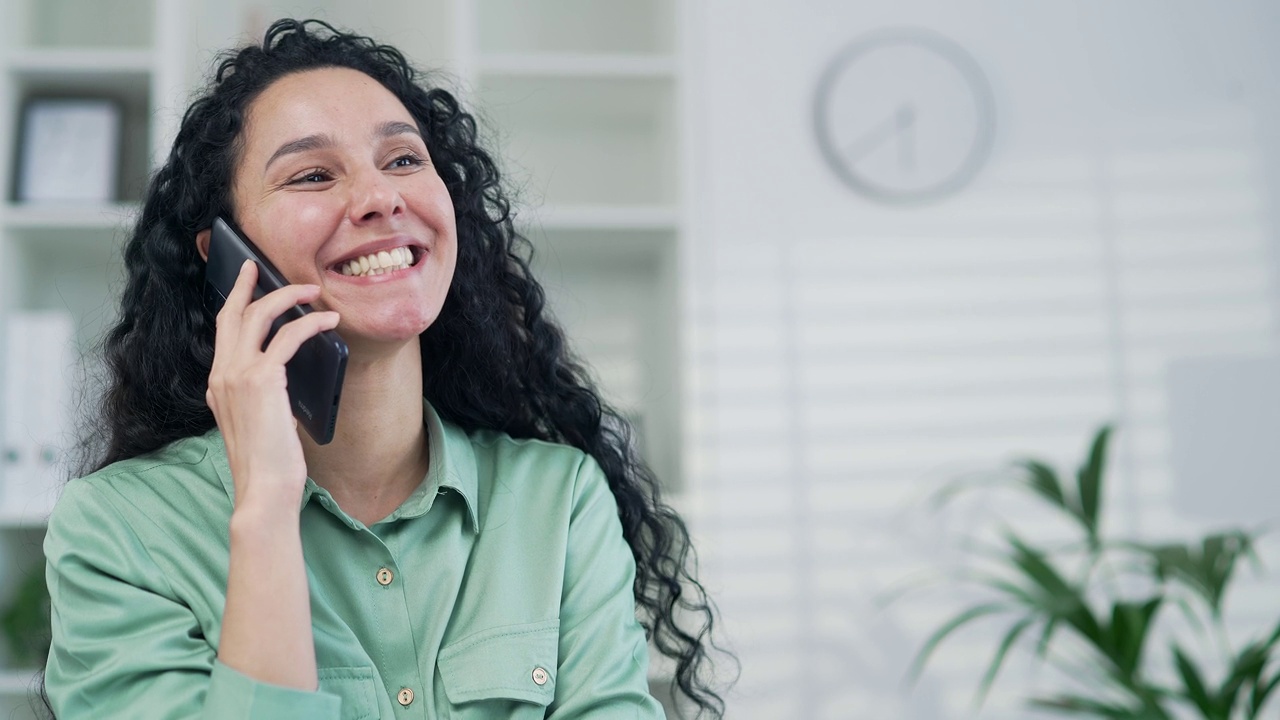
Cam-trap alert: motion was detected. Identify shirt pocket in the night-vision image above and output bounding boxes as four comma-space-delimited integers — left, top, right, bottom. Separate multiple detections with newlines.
438, 618, 560, 719
317, 666, 380, 720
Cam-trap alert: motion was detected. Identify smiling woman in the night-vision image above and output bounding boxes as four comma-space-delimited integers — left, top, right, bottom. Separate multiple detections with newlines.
39, 19, 727, 720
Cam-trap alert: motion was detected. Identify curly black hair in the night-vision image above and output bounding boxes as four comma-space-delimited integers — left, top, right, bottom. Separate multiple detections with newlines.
60, 17, 727, 718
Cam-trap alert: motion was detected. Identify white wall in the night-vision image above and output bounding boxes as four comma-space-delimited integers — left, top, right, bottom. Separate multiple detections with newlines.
684, 1, 1280, 717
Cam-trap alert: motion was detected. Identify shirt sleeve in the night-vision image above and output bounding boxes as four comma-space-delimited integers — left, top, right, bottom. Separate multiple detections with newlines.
548, 455, 667, 719
44, 480, 342, 720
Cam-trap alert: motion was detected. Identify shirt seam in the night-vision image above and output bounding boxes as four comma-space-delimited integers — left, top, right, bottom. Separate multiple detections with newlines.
453, 683, 554, 695
439, 620, 560, 658
469, 430, 581, 454
556, 454, 630, 639
73, 483, 185, 602
82, 443, 211, 483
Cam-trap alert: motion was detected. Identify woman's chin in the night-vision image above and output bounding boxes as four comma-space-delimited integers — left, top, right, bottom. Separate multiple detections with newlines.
337, 315, 435, 352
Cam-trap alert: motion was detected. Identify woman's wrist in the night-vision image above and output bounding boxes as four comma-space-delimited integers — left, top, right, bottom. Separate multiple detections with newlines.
229, 485, 303, 535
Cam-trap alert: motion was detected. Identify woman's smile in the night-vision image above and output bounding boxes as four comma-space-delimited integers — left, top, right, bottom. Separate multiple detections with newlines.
333, 246, 418, 278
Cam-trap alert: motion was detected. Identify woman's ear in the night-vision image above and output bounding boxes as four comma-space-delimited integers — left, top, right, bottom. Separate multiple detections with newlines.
196, 228, 211, 261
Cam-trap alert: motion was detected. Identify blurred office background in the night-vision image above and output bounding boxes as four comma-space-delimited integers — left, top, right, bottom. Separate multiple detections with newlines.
2, 0, 1279, 718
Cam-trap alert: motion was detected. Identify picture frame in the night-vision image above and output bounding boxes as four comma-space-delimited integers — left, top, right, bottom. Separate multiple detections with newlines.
15, 97, 121, 203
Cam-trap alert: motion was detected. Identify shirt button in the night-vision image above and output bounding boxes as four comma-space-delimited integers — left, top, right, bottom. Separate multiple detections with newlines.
532, 667, 549, 686
397, 687, 414, 706
376, 567, 394, 586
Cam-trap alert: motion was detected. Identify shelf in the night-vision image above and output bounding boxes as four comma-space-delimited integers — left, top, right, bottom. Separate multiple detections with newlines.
3, 202, 139, 230
6, 0, 154, 51
0, 668, 38, 695
519, 204, 679, 231
478, 76, 677, 206
7, 48, 153, 78
5, 49, 153, 118
477, 0, 673, 55
0, 512, 46, 531
478, 53, 676, 79
523, 226, 674, 271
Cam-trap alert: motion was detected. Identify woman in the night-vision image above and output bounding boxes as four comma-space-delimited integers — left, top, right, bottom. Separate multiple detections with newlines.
43, 18, 726, 719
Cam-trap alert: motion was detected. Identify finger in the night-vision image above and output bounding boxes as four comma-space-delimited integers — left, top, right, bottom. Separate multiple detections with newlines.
221, 260, 259, 315
214, 260, 258, 352
262, 311, 341, 366
238, 284, 323, 353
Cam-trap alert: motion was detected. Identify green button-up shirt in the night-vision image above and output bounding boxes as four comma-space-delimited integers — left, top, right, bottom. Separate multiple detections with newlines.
44, 402, 664, 719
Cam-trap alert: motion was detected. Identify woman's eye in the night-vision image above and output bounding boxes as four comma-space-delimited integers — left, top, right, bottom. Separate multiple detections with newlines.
390, 154, 424, 169
290, 169, 331, 185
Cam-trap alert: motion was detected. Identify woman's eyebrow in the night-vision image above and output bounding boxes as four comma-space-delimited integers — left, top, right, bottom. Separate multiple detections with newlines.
264, 122, 421, 171
377, 120, 422, 140
265, 133, 334, 171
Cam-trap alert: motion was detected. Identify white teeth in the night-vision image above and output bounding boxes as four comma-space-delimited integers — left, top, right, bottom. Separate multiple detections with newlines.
336, 247, 415, 278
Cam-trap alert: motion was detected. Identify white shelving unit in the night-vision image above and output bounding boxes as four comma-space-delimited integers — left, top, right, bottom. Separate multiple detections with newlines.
457, 0, 685, 497
0, 0, 187, 715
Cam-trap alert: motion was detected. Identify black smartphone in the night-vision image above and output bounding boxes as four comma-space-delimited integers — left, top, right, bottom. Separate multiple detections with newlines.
204, 216, 348, 445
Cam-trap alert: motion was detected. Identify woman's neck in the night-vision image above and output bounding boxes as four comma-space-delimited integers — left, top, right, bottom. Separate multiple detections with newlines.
298, 338, 429, 526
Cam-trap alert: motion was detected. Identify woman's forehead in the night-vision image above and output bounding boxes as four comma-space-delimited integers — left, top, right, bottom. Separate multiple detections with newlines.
243, 67, 415, 150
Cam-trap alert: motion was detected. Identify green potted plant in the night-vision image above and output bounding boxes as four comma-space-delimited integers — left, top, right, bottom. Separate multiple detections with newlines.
1, 564, 50, 669
909, 426, 1280, 718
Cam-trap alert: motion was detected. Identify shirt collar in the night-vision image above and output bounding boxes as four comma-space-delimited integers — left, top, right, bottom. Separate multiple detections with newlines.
206, 398, 480, 532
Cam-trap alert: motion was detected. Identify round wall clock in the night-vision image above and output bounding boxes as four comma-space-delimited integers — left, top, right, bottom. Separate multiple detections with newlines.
813, 28, 996, 204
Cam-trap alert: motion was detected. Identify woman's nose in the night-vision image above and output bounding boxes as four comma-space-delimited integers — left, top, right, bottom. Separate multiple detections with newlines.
347, 167, 404, 223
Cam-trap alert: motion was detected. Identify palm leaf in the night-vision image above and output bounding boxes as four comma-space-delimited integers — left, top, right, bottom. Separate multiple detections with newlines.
1006, 533, 1103, 644
1199, 531, 1253, 617
1242, 617, 1280, 715
1076, 425, 1112, 548
1018, 459, 1074, 515
1173, 645, 1219, 717
1103, 597, 1162, 679
1143, 532, 1256, 618
906, 602, 1011, 685
1032, 693, 1169, 719
1250, 671, 1280, 716
974, 616, 1037, 707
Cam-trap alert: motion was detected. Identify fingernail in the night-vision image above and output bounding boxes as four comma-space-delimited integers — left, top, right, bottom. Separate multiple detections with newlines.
240, 260, 253, 271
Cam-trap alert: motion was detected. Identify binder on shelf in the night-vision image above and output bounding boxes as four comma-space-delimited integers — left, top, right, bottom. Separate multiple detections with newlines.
15, 98, 122, 203
1, 317, 33, 502
1, 311, 75, 519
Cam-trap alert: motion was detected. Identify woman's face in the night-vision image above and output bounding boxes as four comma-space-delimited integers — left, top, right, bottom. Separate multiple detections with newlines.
224, 66, 457, 350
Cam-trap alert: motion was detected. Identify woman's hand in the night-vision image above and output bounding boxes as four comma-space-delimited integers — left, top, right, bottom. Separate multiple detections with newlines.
205, 260, 340, 509
210, 261, 333, 690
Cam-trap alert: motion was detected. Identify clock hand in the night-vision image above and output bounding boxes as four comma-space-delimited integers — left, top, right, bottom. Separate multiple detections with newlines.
897, 103, 916, 173
842, 112, 899, 164
843, 102, 918, 171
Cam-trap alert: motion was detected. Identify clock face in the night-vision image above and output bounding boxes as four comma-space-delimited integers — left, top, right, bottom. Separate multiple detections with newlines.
813, 28, 996, 204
